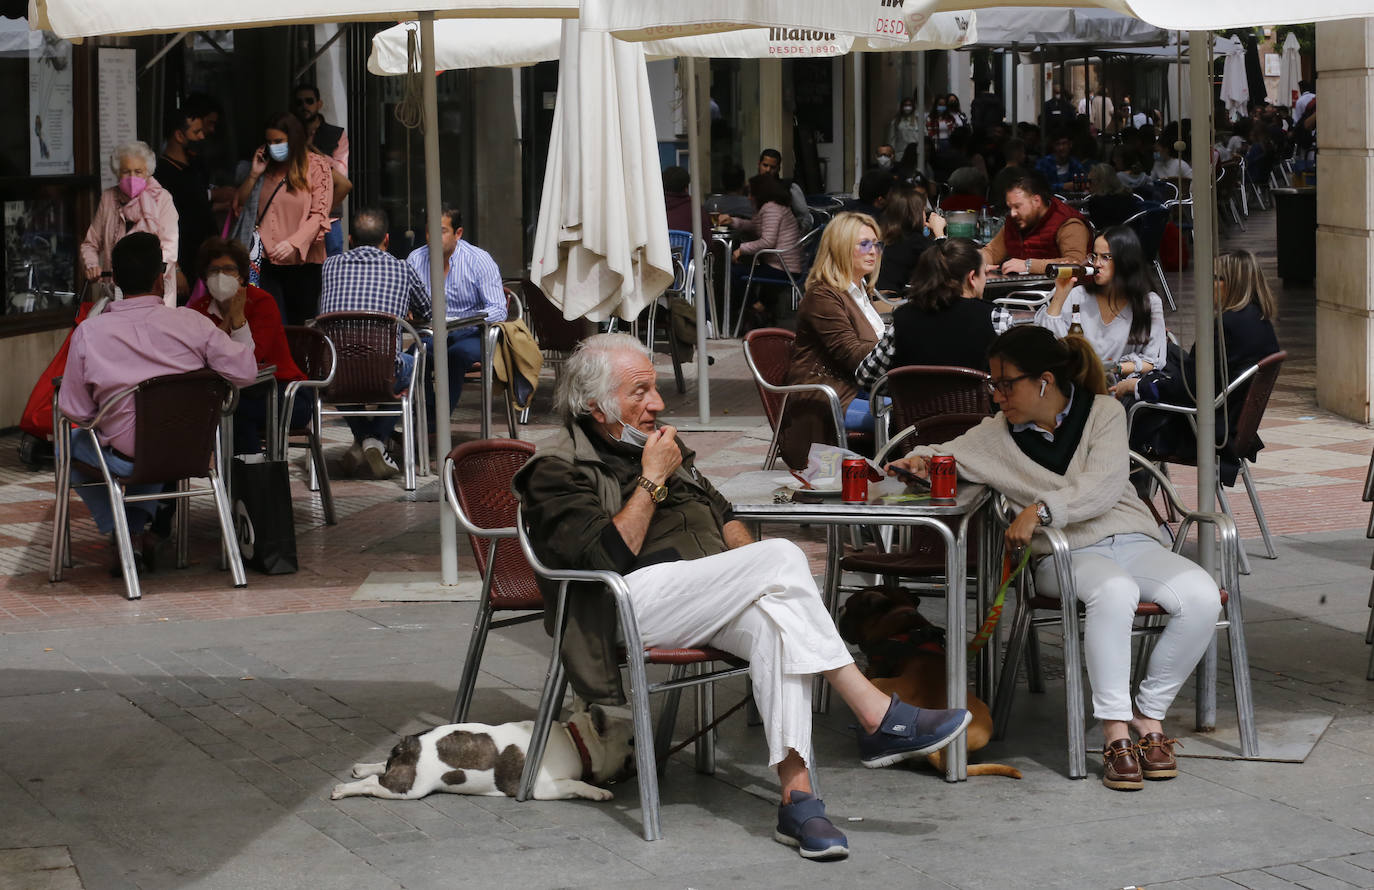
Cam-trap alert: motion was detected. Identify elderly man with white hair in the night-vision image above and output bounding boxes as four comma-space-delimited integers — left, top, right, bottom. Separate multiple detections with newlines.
79, 140, 179, 305
513, 333, 970, 862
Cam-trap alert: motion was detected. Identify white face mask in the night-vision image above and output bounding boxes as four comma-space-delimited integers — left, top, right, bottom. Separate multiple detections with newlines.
618, 421, 650, 448
206, 271, 240, 303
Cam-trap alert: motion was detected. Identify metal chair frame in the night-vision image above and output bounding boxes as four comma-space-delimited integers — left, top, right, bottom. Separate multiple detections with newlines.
991, 453, 1257, 778
513, 506, 751, 842
313, 312, 428, 490
742, 328, 845, 470
50, 370, 246, 601
1121, 204, 1178, 313
731, 226, 822, 337
279, 326, 338, 524
442, 439, 542, 723
1126, 352, 1286, 574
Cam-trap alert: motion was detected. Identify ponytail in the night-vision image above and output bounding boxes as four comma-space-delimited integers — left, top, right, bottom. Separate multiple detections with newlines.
987, 325, 1107, 396
1061, 334, 1108, 395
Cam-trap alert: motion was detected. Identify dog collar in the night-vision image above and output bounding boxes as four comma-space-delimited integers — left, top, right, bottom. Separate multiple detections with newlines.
565, 721, 594, 782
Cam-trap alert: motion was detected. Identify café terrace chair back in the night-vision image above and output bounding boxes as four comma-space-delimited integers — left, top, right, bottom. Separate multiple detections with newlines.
1121, 203, 1177, 312
870, 364, 994, 459
280, 325, 338, 525
513, 506, 750, 842
442, 438, 542, 723
313, 311, 427, 491
742, 327, 848, 470
990, 453, 1258, 779
50, 369, 245, 601
1127, 351, 1287, 573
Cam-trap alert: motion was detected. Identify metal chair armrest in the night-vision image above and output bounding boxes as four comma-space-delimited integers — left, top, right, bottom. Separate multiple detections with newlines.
442, 456, 518, 540
993, 292, 1053, 309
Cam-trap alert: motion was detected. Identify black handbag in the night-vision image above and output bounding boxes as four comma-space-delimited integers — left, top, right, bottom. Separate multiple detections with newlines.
231, 456, 298, 574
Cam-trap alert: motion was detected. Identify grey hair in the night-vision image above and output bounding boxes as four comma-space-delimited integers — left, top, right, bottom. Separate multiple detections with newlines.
110, 140, 157, 176
555, 332, 653, 426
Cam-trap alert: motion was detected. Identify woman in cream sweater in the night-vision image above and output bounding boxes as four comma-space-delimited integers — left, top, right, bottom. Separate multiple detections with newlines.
887, 325, 1221, 791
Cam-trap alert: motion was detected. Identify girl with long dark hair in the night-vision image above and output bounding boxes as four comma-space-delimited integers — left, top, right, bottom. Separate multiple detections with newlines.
1034, 224, 1166, 396
874, 184, 946, 294
887, 325, 1221, 791
856, 238, 1010, 388
233, 110, 333, 324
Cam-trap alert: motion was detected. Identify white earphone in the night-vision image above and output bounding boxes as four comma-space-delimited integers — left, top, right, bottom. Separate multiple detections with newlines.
1039, 379, 1047, 397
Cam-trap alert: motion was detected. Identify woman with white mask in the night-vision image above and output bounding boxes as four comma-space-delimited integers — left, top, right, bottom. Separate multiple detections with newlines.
79, 141, 179, 305
190, 237, 311, 454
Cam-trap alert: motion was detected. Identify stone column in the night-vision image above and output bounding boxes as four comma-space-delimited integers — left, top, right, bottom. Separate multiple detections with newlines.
758, 59, 785, 161
1315, 18, 1374, 422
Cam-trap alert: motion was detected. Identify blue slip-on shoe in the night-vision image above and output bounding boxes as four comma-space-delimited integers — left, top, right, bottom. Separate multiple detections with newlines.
774, 791, 849, 861
856, 693, 973, 768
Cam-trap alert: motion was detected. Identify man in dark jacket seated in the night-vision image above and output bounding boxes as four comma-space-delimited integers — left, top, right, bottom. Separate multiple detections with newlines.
514, 334, 970, 862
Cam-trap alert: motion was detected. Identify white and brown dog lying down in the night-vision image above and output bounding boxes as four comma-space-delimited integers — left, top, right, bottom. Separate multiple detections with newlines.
838, 586, 1021, 779
332, 705, 635, 802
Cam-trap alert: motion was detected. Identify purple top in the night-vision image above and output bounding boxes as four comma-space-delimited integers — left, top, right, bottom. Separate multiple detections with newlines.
58, 295, 258, 457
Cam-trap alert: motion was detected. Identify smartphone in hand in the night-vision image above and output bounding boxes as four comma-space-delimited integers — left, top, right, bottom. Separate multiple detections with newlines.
887, 464, 930, 490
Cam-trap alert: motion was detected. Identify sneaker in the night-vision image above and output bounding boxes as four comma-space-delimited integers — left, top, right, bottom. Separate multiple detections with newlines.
339, 442, 364, 478
774, 791, 848, 861
855, 693, 972, 768
362, 438, 399, 480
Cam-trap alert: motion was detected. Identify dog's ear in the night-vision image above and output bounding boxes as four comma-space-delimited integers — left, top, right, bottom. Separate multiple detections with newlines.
589, 704, 607, 736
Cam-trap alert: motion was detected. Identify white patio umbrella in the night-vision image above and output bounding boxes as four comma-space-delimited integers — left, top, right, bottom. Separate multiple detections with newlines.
1276, 31, 1301, 110
531, 21, 673, 324
370, 12, 978, 424
1219, 34, 1249, 121
28, 0, 579, 588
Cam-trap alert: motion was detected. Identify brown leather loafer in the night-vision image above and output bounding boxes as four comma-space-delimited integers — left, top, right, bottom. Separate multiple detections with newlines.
1102, 739, 1144, 791
1136, 733, 1180, 780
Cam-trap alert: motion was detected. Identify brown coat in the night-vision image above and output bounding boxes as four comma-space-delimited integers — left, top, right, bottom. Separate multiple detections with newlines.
778, 283, 881, 469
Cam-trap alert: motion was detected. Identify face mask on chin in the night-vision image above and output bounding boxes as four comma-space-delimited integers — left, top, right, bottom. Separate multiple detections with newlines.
618, 421, 650, 448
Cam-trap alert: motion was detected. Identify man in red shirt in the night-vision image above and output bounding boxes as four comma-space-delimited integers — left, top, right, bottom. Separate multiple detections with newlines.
980, 171, 1091, 277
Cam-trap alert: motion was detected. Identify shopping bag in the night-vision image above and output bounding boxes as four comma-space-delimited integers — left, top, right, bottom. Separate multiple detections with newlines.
231, 456, 298, 574
19, 299, 102, 440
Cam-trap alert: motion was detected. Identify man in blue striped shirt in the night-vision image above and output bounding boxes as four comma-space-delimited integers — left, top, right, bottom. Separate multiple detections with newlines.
405, 206, 507, 431
319, 207, 430, 479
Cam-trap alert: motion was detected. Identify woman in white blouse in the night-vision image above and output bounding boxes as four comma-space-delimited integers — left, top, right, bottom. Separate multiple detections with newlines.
1034, 225, 1166, 398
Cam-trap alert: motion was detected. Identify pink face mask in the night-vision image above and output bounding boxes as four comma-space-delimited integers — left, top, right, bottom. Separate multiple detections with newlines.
118, 175, 148, 199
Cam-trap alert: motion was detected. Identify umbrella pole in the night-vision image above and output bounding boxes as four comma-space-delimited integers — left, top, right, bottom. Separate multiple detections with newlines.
685, 56, 710, 424
421, 11, 458, 585
1189, 29, 1216, 549
915, 53, 926, 176
853, 49, 865, 191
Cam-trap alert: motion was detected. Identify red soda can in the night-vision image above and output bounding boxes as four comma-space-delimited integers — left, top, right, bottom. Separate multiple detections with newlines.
929, 455, 958, 501
841, 458, 869, 504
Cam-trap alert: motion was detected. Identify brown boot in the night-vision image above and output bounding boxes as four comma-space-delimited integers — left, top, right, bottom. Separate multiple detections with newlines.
1101, 739, 1144, 791
1136, 733, 1180, 780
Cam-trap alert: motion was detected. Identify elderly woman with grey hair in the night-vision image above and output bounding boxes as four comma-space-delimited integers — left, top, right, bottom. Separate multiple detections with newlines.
79, 140, 179, 305
512, 332, 971, 862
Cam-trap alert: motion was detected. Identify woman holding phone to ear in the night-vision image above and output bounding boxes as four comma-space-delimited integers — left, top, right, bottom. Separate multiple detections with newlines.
234, 111, 332, 325
885, 325, 1221, 792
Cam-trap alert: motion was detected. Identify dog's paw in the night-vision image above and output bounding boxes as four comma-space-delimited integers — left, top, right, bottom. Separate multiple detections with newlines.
350, 764, 369, 778
586, 786, 614, 801
330, 784, 348, 800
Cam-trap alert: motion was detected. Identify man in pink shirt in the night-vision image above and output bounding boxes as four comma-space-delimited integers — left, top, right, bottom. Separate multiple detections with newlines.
59, 232, 259, 572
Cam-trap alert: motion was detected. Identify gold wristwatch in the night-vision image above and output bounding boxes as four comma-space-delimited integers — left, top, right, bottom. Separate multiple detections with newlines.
635, 475, 668, 504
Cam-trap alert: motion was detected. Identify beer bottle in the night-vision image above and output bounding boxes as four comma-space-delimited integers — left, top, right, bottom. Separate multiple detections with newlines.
1068, 303, 1085, 336
1045, 263, 1097, 279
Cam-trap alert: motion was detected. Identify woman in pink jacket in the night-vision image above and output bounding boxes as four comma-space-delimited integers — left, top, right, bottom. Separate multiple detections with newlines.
79, 141, 179, 305
234, 111, 333, 325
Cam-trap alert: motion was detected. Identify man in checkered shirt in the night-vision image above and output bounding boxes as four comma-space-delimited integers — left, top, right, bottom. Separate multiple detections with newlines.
318, 207, 430, 479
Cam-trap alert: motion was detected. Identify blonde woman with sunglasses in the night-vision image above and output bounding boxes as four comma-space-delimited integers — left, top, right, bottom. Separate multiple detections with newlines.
777, 211, 887, 470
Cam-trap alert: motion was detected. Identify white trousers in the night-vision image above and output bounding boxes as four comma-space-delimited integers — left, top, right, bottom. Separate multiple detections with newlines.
1033, 533, 1221, 722
626, 538, 854, 768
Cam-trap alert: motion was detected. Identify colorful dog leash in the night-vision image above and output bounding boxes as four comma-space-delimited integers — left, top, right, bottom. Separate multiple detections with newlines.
967, 546, 1032, 655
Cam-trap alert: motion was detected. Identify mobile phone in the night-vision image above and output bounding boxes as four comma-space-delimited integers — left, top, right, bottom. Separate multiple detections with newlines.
888, 463, 930, 490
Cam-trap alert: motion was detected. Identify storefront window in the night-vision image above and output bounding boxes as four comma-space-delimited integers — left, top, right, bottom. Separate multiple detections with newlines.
0, 18, 87, 333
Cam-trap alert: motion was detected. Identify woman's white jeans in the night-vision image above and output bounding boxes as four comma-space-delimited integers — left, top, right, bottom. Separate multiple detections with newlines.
625, 538, 853, 768
1033, 532, 1221, 722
